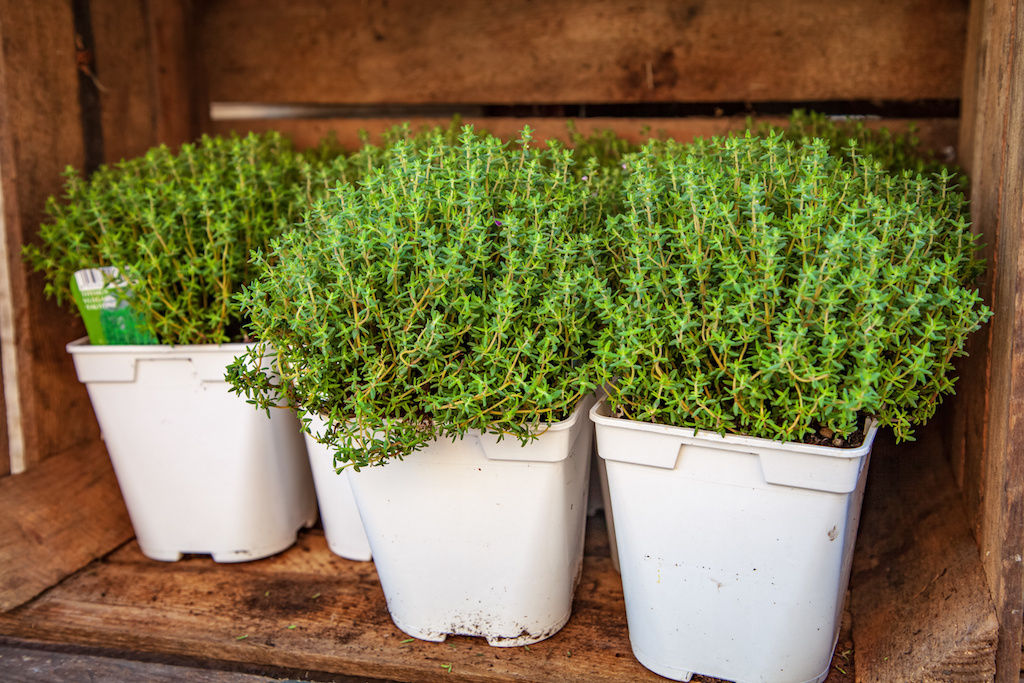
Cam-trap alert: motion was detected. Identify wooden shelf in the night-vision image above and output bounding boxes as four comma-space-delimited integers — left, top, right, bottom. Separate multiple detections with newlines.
0, 514, 854, 683
0, 426, 1001, 682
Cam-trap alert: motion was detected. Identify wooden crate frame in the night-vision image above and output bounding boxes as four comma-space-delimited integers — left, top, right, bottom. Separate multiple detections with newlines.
0, 1, 1020, 680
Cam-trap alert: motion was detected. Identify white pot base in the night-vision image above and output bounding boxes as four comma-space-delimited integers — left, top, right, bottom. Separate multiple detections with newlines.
632, 646, 694, 682
207, 529, 309, 563
140, 518, 315, 563
633, 645, 830, 683
389, 608, 573, 647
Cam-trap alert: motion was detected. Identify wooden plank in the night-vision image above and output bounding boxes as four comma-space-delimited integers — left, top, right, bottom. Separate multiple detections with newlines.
0, 645, 315, 683
90, 0, 209, 162
209, 116, 961, 156
0, 340, 8, 478
0, 0, 101, 471
957, 0, 986, 183
0, 163, 18, 476
0, 520, 856, 683
89, 0, 159, 163
147, 0, 205, 147
954, 0, 1006, 524
987, 0, 1024, 675
0, 441, 132, 612
197, 0, 967, 105
954, 1, 1024, 680
0, 533, 666, 683
950, 0, 985, 495
850, 427, 998, 682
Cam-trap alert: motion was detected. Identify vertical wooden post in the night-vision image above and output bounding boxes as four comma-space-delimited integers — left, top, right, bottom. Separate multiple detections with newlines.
956, 0, 1024, 679
90, 0, 158, 162
91, 0, 205, 160
72, 0, 206, 169
0, 345, 7, 478
145, 0, 205, 148
0, 0, 100, 471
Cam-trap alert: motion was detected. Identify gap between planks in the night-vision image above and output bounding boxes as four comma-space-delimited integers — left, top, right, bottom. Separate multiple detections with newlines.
208, 116, 961, 159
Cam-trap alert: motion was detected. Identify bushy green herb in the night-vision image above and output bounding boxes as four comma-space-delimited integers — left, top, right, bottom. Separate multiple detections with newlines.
567, 123, 639, 165
757, 110, 963, 188
566, 122, 642, 219
595, 132, 990, 443
25, 132, 334, 345
227, 126, 604, 467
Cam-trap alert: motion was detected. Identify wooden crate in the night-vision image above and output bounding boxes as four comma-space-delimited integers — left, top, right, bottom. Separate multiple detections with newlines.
0, 1, 1021, 680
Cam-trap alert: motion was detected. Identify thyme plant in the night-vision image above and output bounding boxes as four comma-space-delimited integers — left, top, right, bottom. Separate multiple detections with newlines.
25, 132, 333, 345
228, 126, 605, 468
758, 110, 964, 189
596, 132, 990, 444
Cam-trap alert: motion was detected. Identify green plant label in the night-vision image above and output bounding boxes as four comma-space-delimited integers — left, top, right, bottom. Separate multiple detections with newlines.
70, 267, 157, 345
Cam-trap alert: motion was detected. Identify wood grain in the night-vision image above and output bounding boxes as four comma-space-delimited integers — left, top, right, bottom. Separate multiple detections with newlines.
147, 0, 206, 147
0, 518, 855, 683
1004, 62, 1024, 683
0, 645, 307, 683
954, 0, 1006, 527
197, 0, 967, 105
0, 440, 132, 612
850, 427, 998, 682
954, 0, 1024, 680
209, 116, 961, 157
0, 534, 664, 682
89, 0, 209, 162
0, 0, 101, 471
986, 0, 1024, 676
0, 340, 7, 478
89, 0, 160, 163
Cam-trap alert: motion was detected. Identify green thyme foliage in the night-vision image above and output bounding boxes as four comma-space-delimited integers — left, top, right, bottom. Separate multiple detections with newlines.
566, 122, 642, 219
25, 132, 331, 345
566, 122, 640, 177
306, 119, 491, 201
758, 110, 964, 188
596, 132, 990, 443
228, 126, 605, 468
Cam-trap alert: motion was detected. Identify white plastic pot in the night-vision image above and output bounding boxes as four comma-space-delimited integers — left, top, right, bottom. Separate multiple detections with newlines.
303, 414, 372, 561
348, 394, 596, 646
67, 338, 317, 563
591, 398, 877, 683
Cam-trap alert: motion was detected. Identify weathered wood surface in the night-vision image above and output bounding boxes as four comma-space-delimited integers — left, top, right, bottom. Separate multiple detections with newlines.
147, 0, 206, 147
89, 0, 160, 164
0, 342, 7, 477
0, 0, 100, 471
953, 0, 1024, 679
850, 427, 998, 682
0, 516, 854, 683
197, 0, 967, 105
0, 645, 328, 683
89, 0, 206, 162
210, 116, 960, 156
0, 440, 132, 612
